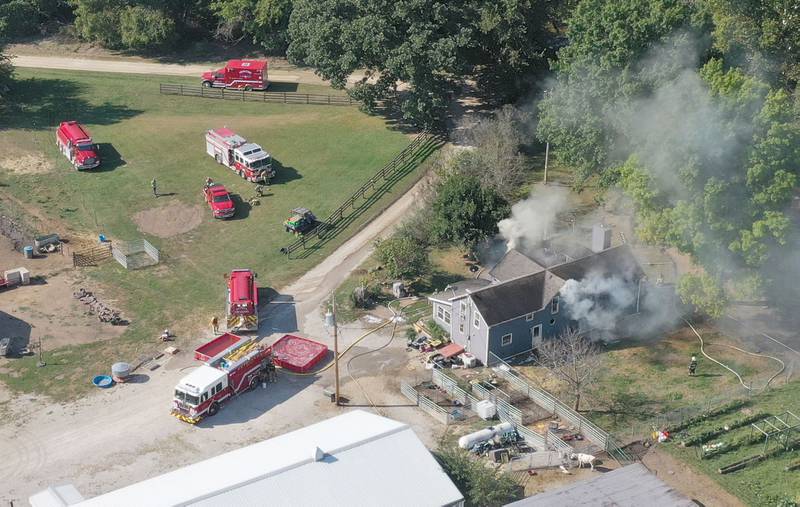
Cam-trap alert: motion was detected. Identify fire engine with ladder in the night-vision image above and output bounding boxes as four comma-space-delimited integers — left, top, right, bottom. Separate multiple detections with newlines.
172, 333, 273, 424
226, 269, 258, 332
205, 128, 274, 183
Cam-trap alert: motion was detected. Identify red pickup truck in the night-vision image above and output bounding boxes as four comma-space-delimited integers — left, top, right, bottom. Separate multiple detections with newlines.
203, 184, 235, 219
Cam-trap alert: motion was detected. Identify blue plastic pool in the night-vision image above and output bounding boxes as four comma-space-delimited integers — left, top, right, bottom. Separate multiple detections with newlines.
92, 375, 114, 388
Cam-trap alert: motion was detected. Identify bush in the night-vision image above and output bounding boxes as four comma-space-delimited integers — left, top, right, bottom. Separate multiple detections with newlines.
429, 174, 509, 248
120, 5, 176, 50
0, 0, 39, 37
373, 235, 430, 281
73, 0, 123, 48
435, 443, 521, 507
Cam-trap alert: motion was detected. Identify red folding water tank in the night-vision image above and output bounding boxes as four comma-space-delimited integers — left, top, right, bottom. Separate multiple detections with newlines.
270, 334, 328, 373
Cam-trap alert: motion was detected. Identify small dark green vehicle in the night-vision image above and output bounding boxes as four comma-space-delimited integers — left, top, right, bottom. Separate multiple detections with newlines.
284, 207, 317, 235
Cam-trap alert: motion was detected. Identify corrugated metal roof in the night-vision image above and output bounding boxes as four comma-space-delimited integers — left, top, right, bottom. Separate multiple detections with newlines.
57, 410, 463, 507
29, 484, 85, 507
505, 464, 695, 507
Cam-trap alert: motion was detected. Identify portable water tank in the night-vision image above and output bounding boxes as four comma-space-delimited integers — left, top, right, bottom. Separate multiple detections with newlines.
111, 362, 131, 381
23, 246, 33, 259
476, 399, 497, 420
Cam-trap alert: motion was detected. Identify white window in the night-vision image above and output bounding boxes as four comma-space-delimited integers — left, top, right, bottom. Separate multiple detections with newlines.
551, 296, 560, 314
525, 313, 534, 321
460, 301, 467, 316
501, 333, 512, 346
443, 310, 451, 325
549, 318, 556, 325
436, 305, 444, 320
459, 322, 464, 333
531, 325, 542, 339
473, 311, 480, 329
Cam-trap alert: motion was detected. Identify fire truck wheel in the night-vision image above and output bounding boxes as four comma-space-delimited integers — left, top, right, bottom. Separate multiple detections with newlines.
244, 86, 252, 92
248, 377, 258, 391
208, 402, 220, 417
238, 170, 244, 179
214, 154, 221, 164
202, 81, 212, 88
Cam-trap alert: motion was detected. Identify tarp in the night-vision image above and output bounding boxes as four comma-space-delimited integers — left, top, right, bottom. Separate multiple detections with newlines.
439, 343, 465, 359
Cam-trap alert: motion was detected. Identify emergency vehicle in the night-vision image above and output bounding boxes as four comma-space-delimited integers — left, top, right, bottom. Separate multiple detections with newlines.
203, 183, 235, 219
56, 121, 101, 170
172, 333, 273, 424
201, 59, 269, 91
205, 128, 274, 183
226, 269, 258, 332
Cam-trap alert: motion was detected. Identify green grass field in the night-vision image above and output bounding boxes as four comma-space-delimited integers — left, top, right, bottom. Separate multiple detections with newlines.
0, 68, 433, 398
662, 382, 799, 506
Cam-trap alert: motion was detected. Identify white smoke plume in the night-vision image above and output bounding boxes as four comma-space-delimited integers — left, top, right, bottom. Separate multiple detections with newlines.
498, 184, 571, 251
559, 273, 637, 334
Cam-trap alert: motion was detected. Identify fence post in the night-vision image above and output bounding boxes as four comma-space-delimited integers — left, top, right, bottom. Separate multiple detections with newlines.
283, 92, 286, 103
200, 85, 204, 97
328, 95, 331, 105
180, 84, 184, 95
306, 94, 310, 104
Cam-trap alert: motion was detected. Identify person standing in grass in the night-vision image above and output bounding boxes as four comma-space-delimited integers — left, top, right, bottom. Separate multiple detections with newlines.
152, 178, 158, 197
210, 316, 219, 334
689, 355, 697, 376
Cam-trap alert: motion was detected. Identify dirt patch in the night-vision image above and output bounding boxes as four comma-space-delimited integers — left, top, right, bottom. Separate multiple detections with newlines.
133, 201, 203, 238
0, 153, 54, 175
642, 446, 745, 507
0, 271, 126, 350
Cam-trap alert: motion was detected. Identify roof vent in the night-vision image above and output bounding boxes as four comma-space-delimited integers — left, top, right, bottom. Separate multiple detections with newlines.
312, 446, 325, 462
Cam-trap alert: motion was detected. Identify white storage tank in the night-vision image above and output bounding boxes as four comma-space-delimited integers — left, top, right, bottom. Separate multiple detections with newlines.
476, 399, 497, 420
458, 427, 496, 449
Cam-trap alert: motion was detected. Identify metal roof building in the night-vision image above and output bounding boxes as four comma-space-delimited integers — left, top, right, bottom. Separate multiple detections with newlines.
506, 463, 695, 507
30, 410, 464, 507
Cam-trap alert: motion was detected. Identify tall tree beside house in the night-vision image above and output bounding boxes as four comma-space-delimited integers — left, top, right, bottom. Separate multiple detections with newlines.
373, 235, 430, 281
429, 174, 510, 248
535, 328, 602, 411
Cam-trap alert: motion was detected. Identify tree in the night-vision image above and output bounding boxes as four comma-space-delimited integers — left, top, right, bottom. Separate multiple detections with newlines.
536, 0, 703, 181
708, 0, 800, 87
120, 5, 176, 50
72, 0, 124, 48
535, 328, 602, 411
373, 235, 430, 280
677, 273, 729, 318
434, 443, 520, 507
429, 174, 509, 247
287, 0, 554, 125
211, 0, 291, 52
454, 106, 531, 200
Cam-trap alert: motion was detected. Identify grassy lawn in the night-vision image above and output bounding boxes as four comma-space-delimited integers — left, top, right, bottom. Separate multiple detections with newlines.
661, 382, 800, 506
0, 68, 432, 398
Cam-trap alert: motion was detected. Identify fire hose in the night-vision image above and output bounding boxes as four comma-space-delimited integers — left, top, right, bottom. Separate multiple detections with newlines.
684, 318, 785, 392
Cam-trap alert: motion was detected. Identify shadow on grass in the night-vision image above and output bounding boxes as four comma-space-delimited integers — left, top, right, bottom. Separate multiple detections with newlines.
92, 143, 126, 172
284, 135, 444, 260
271, 158, 301, 185
267, 82, 300, 93
413, 271, 466, 294
229, 194, 252, 220
0, 77, 142, 131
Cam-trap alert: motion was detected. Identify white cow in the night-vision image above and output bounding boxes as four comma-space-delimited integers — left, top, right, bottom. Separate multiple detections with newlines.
570, 452, 596, 470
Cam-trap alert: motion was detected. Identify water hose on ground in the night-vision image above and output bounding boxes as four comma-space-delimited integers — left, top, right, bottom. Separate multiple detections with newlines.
683, 318, 785, 392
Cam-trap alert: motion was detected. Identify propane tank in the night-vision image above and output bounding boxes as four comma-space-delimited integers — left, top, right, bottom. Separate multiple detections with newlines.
458, 427, 497, 449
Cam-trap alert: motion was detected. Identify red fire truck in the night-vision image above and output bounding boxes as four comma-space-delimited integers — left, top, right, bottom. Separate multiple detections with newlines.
205, 128, 274, 183
172, 333, 273, 424
56, 121, 101, 170
201, 59, 269, 91
226, 269, 258, 332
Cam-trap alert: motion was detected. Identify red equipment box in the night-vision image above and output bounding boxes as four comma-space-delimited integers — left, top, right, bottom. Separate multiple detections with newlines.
270, 334, 328, 373
194, 332, 244, 363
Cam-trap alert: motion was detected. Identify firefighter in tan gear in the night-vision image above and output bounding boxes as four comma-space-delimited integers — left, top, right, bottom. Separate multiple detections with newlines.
210, 316, 219, 334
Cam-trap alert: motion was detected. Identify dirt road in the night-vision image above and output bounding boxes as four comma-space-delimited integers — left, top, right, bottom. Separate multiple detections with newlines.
8, 54, 368, 87
0, 176, 428, 503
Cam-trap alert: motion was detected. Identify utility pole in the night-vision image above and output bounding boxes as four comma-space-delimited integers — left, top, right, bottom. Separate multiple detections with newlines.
325, 297, 340, 405
36, 336, 46, 368
543, 141, 549, 185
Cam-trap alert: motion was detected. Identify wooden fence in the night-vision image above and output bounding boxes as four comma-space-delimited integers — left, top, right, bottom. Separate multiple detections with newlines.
280, 130, 438, 257
72, 243, 112, 267
159, 83, 355, 106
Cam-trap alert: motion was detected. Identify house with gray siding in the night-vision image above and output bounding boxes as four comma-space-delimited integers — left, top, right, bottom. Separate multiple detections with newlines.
430, 244, 644, 365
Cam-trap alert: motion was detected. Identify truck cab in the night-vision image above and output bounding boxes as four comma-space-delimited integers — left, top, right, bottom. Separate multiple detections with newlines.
232, 143, 274, 181
201, 59, 269, 91
172, 365, 229, 422
227, 269, 258, 332
56, 121, 101, 170
203, 183, 235, 219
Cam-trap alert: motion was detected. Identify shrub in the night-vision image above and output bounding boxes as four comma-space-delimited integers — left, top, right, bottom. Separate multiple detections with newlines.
73, 0, 123, 48
373, 235, 430, 281
120, 5, 176, 50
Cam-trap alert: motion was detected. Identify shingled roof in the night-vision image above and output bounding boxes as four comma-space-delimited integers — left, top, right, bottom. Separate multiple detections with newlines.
468, 244, 644, 327
548, 244, 644, 283
489, 249, 545, 282
470, 270, 565, 325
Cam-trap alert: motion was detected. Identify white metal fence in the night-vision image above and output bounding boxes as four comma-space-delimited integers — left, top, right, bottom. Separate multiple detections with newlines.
111, 238, 159, 270
400, 381, 455, 425
489, 353, 633, 463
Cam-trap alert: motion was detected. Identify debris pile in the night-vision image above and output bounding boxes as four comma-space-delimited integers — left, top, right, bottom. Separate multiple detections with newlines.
73, 288, 127, 325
